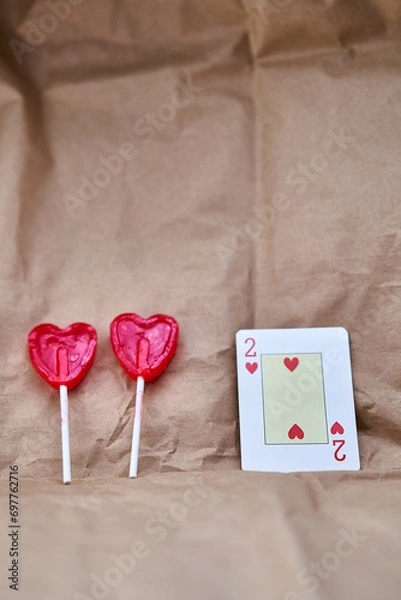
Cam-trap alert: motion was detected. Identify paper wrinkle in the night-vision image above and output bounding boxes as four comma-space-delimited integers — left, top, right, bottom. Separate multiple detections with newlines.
104, 396, 133, 450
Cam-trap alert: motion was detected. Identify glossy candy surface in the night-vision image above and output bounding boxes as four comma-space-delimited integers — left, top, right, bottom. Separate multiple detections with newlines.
110, 313, 179, 382
28, 323, 97, 390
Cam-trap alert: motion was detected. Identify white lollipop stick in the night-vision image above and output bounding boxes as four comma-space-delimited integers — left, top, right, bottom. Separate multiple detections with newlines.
59, 385, 71, 485
129, 376, 145, 478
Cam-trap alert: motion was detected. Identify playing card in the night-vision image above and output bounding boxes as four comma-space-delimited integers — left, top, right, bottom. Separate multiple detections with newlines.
236, 327, 360, 472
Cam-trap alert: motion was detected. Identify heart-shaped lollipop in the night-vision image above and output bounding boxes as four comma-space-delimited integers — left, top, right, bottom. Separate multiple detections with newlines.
110, 313, 179, 478
28, 322, 97, 390
110, 313, 179, 382
28, 322, 97, 484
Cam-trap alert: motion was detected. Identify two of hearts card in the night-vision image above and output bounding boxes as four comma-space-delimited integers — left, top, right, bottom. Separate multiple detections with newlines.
235, 327, 360, 472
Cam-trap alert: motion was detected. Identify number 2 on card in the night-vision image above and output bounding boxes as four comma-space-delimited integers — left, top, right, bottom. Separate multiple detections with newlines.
244, 338, 256, 357
333, 439, 346, 462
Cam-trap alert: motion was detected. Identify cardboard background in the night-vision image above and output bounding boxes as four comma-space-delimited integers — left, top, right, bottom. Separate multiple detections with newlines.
1, 1, 401, 598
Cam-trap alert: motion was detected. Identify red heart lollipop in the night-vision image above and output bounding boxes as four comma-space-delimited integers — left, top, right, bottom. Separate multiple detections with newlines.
110, 313, 179, 478
28, 322, 97, 484
28, 322, 97, 390
110, 313, 179, 383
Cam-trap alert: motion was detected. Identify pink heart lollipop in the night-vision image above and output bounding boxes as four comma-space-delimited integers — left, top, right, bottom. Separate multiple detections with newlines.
110, 313, 179, 477
28, 322, 97, 484
110, 313, 178, 382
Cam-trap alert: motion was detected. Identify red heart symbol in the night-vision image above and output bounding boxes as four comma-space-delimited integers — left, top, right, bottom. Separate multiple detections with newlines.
246, 362, 258, 374
330, 421, 344, 435
288, 424, 304, 440
284, 357, 299, 372
110, 313, 179, 382
28, 323, 97, 390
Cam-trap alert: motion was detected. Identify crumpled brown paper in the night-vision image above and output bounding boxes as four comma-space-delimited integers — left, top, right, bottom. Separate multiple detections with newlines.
1, 1, 401, 598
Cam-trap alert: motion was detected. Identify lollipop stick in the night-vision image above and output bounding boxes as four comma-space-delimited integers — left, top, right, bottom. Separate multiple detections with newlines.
59, 385, 71, 485
129, 376, 145, 478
